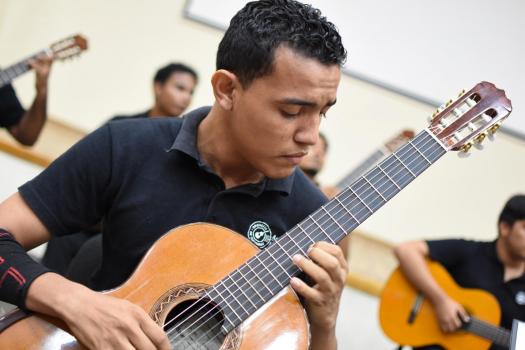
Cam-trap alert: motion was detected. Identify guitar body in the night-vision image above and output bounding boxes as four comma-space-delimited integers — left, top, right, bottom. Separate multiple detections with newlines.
379, 262, 501, 350
0, 223, 309, 349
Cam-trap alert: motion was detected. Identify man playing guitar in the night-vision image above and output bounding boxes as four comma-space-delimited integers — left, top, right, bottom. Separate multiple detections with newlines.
0, 54, 53, 146
0, 1, 348, 349
394, 195, 525, 350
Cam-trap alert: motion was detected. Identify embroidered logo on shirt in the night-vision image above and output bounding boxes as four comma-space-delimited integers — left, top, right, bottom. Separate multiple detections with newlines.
515, 291, 525, 305
247, 221, 275, 249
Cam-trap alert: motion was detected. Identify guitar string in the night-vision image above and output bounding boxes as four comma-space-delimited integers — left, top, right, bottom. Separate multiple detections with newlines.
164, 129, 444, 345
165, 130, 442, 345
189, 130, 445, 348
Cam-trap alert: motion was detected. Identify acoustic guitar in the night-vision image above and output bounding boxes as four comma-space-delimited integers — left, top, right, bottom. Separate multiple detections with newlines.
0, 82, 512, 349
0, 34, 88, 88
379, 261, 511, 350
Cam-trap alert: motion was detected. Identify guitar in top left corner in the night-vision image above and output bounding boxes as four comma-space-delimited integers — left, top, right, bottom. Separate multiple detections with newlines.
0, 34, 88, 88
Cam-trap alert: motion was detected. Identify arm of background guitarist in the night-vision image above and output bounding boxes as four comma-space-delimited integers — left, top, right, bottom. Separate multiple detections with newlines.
394, 240, 470, 333
0, 193, 171, 350
8, 54, 53, 146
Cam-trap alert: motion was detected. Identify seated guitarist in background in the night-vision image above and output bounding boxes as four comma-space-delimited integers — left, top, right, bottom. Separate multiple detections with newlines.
0, 54, 53, 145
0, 1, 348, 349
41, 62, 199, 277
394, 194, 525, 350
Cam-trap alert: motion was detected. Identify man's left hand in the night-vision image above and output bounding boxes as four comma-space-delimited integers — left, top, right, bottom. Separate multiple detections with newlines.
290, 241, 348, 331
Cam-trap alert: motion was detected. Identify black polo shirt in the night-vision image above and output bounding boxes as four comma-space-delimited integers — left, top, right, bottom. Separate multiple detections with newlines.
0, 84, 25, 128
19, 106, 327, 290
428, 239, 525, 350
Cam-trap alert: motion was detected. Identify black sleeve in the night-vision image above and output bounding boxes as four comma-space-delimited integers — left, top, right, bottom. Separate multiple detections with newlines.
427, 239, 476, 270
0, 229, 50, 308
0, 84, 25, 128
18, 124, 115, 237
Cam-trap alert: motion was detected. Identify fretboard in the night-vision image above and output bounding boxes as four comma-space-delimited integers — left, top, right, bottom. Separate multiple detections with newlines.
464, 317, 511, 347
0, 50, 47, 88
207, 129, 447, 333
336, 149, 385, 189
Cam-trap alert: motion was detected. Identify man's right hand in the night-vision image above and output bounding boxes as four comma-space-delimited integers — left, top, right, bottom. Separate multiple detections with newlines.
26, 273, 171, 350
433, 295, 470, 333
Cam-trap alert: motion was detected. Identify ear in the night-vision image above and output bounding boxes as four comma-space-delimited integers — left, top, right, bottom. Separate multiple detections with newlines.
499, 221, 511, 237
153, 81, 163, 99
211, 69, 241, 111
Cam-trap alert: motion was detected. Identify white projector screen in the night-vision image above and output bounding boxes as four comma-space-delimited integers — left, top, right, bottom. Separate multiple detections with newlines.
184, 0, 525, 140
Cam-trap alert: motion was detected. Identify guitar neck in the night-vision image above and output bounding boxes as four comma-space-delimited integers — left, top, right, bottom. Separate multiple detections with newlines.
0, 49, 48, 88
336, 149, 386, 189
207, 129, 447, 333
466, 317, 511, 348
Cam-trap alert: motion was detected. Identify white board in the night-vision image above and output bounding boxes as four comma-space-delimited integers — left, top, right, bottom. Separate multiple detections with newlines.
185, 0, 525, 140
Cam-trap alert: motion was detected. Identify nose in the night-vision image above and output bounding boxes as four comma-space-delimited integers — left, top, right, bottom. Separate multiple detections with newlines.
294, 113, 320, 146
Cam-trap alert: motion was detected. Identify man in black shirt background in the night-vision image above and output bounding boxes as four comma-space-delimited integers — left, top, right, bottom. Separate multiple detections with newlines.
394, 194, 525, 350
0, 54, 54, 146
41, 62, 198, 275
111, 62, 198, 121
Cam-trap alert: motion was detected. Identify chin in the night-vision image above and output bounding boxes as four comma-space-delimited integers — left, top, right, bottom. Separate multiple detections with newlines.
265, 166, 295, 180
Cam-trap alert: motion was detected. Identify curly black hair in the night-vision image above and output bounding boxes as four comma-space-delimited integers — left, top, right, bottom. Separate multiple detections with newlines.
216, 0, 347, 87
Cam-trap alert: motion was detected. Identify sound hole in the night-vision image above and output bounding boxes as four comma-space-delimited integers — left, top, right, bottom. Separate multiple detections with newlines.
164, 298, 226, 349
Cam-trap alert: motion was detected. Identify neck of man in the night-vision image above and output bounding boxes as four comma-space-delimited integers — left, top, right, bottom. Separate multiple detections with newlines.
197, 104, 264, 189
496, 238, 525, 280
149, 104, 179, 118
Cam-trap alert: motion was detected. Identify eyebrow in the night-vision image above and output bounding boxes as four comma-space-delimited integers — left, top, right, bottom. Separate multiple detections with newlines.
280, 98, 337, 107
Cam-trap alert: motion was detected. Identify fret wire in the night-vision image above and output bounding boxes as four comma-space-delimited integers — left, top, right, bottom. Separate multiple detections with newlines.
210, 283, 243, 323
266, 240, 293, 279
252, 254, 284, 288
308, 214, 336, 244
392, 152, 416, 178
408, 139, 432, 164
225, 274, 257, 311
242, 262, 274, 295
377, 163, 402, 190
285, 232, 308, 255
297, 222, 316, 245
347, 186, 373, 213
320, 206, 346, 237
363, 176, 387, 202
334, 194, 361, 224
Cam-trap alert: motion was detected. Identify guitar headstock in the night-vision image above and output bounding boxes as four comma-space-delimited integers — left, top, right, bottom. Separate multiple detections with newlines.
429, 82, 512, 152
50, 34, 88, 60
384, 129, 415, 153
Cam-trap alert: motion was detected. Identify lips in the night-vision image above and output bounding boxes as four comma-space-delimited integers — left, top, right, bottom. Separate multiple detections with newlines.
283, 151, 307, 165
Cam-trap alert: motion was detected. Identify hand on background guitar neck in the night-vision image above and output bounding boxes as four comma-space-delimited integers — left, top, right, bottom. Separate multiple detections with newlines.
28, 54, 54, 94
433, 295, 470, 333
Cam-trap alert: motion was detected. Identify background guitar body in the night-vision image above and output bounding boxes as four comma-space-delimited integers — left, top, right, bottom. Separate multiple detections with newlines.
379, 261, 501, 350
0, 223, 309, 349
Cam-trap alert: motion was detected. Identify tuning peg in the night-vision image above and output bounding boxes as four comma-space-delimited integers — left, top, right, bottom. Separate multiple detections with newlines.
460, 142, 472, 153
488, 123, 501, 135
458, 89, 466, 97
474, 133, 486, 144
445, 99, 453, 107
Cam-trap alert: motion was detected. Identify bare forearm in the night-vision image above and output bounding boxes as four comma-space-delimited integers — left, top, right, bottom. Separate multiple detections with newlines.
395, 243, 448, 305
9, 89, 48, 146
25, 272, 90, 321
310, 324, 337, 350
